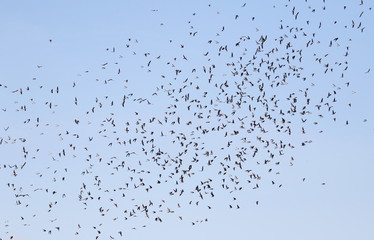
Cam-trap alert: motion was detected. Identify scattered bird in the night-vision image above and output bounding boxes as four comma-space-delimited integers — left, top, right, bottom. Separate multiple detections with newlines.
0, 1, 370, 239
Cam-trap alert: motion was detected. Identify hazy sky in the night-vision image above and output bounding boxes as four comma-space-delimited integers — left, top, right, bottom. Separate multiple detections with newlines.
0, 1, 373, 240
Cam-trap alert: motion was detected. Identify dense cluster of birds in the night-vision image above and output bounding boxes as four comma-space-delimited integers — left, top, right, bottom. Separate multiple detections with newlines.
0, 0, 371, 239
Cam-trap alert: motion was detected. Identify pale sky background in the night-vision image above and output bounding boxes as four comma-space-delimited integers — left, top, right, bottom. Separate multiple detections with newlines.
0, 1, 373, 240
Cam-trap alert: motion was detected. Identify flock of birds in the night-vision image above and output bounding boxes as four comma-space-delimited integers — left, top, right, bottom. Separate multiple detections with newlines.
0, 0, 371, 239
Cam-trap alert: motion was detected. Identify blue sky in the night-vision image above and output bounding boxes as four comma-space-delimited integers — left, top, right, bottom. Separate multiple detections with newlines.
0, 1, 373, 240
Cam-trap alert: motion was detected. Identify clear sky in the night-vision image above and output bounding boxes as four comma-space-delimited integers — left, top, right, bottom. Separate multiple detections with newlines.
0, 1, 373, 240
